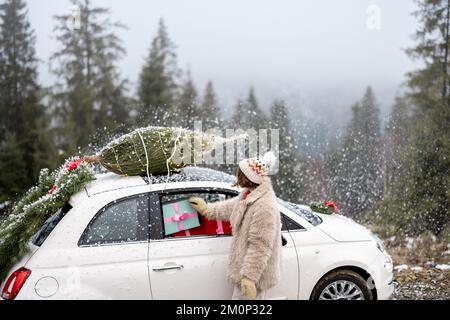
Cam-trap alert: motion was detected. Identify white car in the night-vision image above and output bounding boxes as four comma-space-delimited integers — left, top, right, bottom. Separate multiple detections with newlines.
1, 167, 393, 300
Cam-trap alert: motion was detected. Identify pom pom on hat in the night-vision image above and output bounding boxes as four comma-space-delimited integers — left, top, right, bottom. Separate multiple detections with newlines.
239, 151, 278, 185
262, 151, 277, 174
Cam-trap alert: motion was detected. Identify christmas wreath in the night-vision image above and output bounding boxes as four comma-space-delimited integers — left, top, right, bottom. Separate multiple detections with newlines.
309, 201, 340, 215
0, 158, 95, 282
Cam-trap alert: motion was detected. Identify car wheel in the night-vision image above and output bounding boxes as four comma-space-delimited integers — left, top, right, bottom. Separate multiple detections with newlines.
311, 270, 374, 300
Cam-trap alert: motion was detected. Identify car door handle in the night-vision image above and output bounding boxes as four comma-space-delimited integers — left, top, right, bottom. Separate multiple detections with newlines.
152, 264, 184, 271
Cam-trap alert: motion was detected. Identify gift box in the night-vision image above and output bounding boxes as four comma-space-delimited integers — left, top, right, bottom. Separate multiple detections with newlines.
172, 215, 232, 237
162, 198, 200, 236
203, 216, 232, 235
172, 223, 205, 237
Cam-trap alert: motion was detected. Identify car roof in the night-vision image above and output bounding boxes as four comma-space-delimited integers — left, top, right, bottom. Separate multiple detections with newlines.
84, 166, 236, 196
70, 167, 324, 227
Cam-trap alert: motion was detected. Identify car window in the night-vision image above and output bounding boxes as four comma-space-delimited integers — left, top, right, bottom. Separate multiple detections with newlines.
32, 202, 72, 247
281, 214, 306, 230
160, 192, 232, 239
79, 194, 149, 246
278, 199, 323, 226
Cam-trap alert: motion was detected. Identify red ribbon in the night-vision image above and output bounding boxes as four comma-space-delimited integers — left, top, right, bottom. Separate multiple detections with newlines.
216, 220, 224, 235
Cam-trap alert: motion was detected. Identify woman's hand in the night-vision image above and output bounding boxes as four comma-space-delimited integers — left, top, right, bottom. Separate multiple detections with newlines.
189, 197, 208, 215
240, 277, 257, 300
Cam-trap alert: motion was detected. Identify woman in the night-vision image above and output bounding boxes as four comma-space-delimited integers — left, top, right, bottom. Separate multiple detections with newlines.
189, 151, 282, 300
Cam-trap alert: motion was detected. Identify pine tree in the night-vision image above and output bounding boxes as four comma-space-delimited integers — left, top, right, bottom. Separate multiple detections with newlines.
375, 96, 415, 230
83, 126, 238, 176
0, 134, 28, 202
0, 0, 51, 199
323, 145, 345, 202
382, 96, 413, 197
231, 87, 267, 130
138, 18, 179, 126
176, 69, 198, 129
230, 99, 245, 129
337, 87, 382, 218
269, 99, 303, 202
50, 0, 129, 154
0, 0, 38, 141
199, 81, 220, 129
389, 0, 450, 235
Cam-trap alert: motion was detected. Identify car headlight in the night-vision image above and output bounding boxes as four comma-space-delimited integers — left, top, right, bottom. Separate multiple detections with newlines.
384, 256, 393, 272
371, 232, 386, 253
369, 232, 393, 272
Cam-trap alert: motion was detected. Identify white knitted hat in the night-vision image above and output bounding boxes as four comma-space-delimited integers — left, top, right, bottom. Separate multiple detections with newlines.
238, 151, 277, 185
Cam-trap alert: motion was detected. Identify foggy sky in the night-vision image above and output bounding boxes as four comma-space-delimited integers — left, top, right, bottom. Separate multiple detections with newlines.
26, 0, 420, 121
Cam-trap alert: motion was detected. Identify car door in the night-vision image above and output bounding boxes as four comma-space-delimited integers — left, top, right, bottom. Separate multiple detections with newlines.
272, 208, 302, 299
148, 188, 299, 300
73, 193, 151, 299
278, 201, 335, 299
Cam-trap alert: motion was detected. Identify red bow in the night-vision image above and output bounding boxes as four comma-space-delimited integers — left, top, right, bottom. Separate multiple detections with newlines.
325, 201, 340, 213
48, 184, 57, 195
66, 158, 85, 171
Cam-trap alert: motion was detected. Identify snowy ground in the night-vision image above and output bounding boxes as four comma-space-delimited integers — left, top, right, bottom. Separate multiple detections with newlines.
383, 235, 450, 300
393, 266, 449, 300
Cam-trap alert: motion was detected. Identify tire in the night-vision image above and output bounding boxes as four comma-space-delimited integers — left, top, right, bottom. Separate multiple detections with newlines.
310, 269, 374, 300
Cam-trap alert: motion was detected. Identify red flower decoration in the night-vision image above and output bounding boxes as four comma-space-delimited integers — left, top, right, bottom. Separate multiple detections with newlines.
66, 158, 85, 171
48, 184, 57, 195
325, 201, 340, 213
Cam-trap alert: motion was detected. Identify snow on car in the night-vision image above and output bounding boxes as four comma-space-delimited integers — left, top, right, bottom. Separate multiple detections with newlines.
1, 167, 393, 300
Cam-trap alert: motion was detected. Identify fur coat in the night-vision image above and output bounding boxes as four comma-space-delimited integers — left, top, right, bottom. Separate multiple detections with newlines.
206, 177, 282, 290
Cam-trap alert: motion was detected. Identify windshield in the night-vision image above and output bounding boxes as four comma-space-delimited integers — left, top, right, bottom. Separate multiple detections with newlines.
31, 202, 72, 246
278, 199, 323, 226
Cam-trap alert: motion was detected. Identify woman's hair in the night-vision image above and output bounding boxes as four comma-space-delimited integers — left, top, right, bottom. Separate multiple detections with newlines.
232, 167, 259, 189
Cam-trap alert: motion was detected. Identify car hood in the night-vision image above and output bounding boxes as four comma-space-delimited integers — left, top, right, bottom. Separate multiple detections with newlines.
315, 213, 373, 242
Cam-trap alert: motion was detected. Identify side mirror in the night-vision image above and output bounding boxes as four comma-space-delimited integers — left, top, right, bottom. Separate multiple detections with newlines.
281, 235, 287, 246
